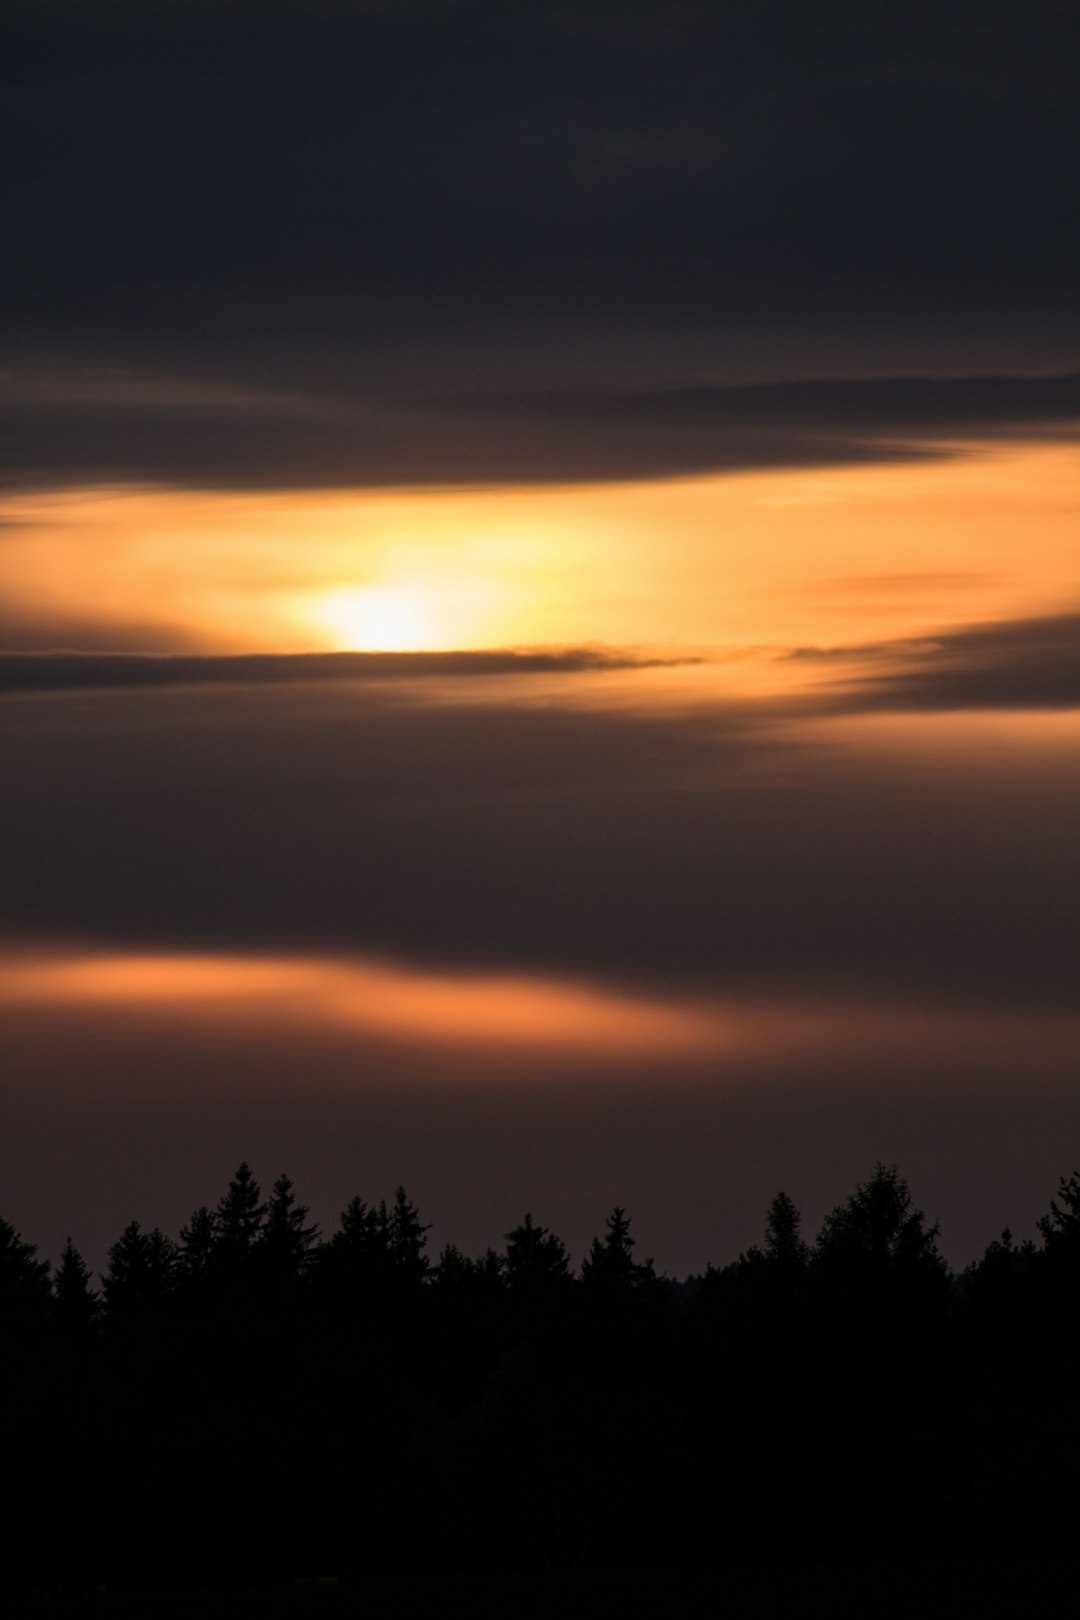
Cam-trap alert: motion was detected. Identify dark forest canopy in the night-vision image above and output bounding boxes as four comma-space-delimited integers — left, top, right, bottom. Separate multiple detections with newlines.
3, 1162, 1080, 1590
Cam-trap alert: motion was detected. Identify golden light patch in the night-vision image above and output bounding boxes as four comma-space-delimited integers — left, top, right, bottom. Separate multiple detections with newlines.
2, 443, 1077, 678
314, 585, 437, 651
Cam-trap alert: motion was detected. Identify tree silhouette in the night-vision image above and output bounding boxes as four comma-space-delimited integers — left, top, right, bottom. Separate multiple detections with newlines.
213, 1162, 266, 1286
381, 1185, 430, 1287
503, 1214, 571, 1325
12, 1157, 1080, 1588
324, 1195, 380, 1265
813, 1163, 948, 1298
216, 1161, 265, 1245
0, 1216, 51, 1326
1038, 1168, 1080, 1254
53, 1237, 99, 1333
505, 1213, 569, 1284
434, 1242, 504, 1305
103, 1223, 178, 1314
435, 1241, 475, 1288
580, 1207, 657, 1300
314, 1194, 389, 1316
178, 1204, 220, 1300
728, 1190, 810, 1342
1036, 1167, 1080, 1325
737, 1191, 809, 1277
260, 1173, 319, 1286
762, 1191, 808, 1273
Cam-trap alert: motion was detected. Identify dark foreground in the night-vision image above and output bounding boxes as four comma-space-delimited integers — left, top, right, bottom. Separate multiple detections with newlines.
11, 1564, 1080, 1620
3, 1163, 1080, 1600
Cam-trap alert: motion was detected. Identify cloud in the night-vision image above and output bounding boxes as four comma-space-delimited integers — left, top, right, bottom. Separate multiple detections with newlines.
2, 666, 1077, 1013
5, 0, 1080, 487
4, 370, 1076, 491
806, 611, 1080, 712
0, 391, 931, 492
0, 647, 695, 693
443, 374, 1080, 439
0, 948, 725, 1064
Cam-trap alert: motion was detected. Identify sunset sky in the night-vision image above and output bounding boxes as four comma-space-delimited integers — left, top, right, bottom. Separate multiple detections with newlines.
3, 0, 1079, 1273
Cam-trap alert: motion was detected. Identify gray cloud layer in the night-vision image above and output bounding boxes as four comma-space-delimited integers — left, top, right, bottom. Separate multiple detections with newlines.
5, 373, 1077, 490
5, 0, 1080, 487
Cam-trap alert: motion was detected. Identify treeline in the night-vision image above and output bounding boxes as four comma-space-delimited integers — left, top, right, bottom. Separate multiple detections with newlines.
2, 1162, 1080, 1584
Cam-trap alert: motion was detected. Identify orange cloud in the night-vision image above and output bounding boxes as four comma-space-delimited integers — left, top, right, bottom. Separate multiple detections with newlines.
4, 949, 1079, 1085
2, 444, 1077, 685
0, 950, 718, 1062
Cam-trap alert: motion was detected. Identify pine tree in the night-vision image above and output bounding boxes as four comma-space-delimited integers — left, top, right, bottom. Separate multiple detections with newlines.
383, 1185, 430, 1286
214, 1162, 266, 1280
763, 1191, 809, 1275
104, 1222, 178, 1313
1036, 1168, 1080, 1323
261, 1174, 319, 1282
0, 1216, 51, 1327
315, 1195, 386, 1309
434, 1242, 479, 1289
179, 1205, 220, 1279
504, 1213, 571, 1303
53, 1237, 100, 1332
1038, 1169, 1080, 1254
580, 1207, 657, 1297
812, 1163, 949, 1317
336, 1195, 381, 1254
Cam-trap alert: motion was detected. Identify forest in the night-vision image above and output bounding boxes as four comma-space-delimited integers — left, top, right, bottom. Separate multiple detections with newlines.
2, 1161, 1080, 1608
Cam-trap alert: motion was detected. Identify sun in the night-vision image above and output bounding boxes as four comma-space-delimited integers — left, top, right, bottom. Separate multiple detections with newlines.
315, 584, 436, 651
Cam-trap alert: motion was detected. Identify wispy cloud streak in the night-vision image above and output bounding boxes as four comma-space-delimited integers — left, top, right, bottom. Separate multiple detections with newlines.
802, 612, 1080, 712
0, 647, 695, 694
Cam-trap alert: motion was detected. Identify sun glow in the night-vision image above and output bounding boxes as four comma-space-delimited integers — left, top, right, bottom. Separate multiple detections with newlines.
2, 444, 1078, 661
315, 584, 437, 651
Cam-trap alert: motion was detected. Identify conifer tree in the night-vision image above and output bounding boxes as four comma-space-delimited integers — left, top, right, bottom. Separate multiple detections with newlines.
580, 1207, 657, 1296
435, 1241, 472, 1284
315, 1195, 385, 1308
436, 1244, 505, 1295
336, 1195, 381, 1254
54, 1237, 100, 1331
812, 1163, 948, 1318
383, 1185, 430, 1285
504, 1213, 571, 1301
762, 1191, 809, 1275
1038, 1169, 1080, 1255
104, 1222, 178, 1313
261, 1173, 319, 1281
179, 1206, 220, 1282
0, 1216, 51, 1325
214, 1162, 266, 1279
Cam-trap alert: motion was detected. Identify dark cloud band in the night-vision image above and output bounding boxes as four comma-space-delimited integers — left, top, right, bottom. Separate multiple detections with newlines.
0, 648, 694, 694
809, 612, 1080, 713
3, 373, 1075, 492
6, 0, 1080, 489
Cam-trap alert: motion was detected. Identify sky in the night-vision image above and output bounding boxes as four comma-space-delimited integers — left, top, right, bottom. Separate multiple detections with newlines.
3, 0, 1079, 1275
